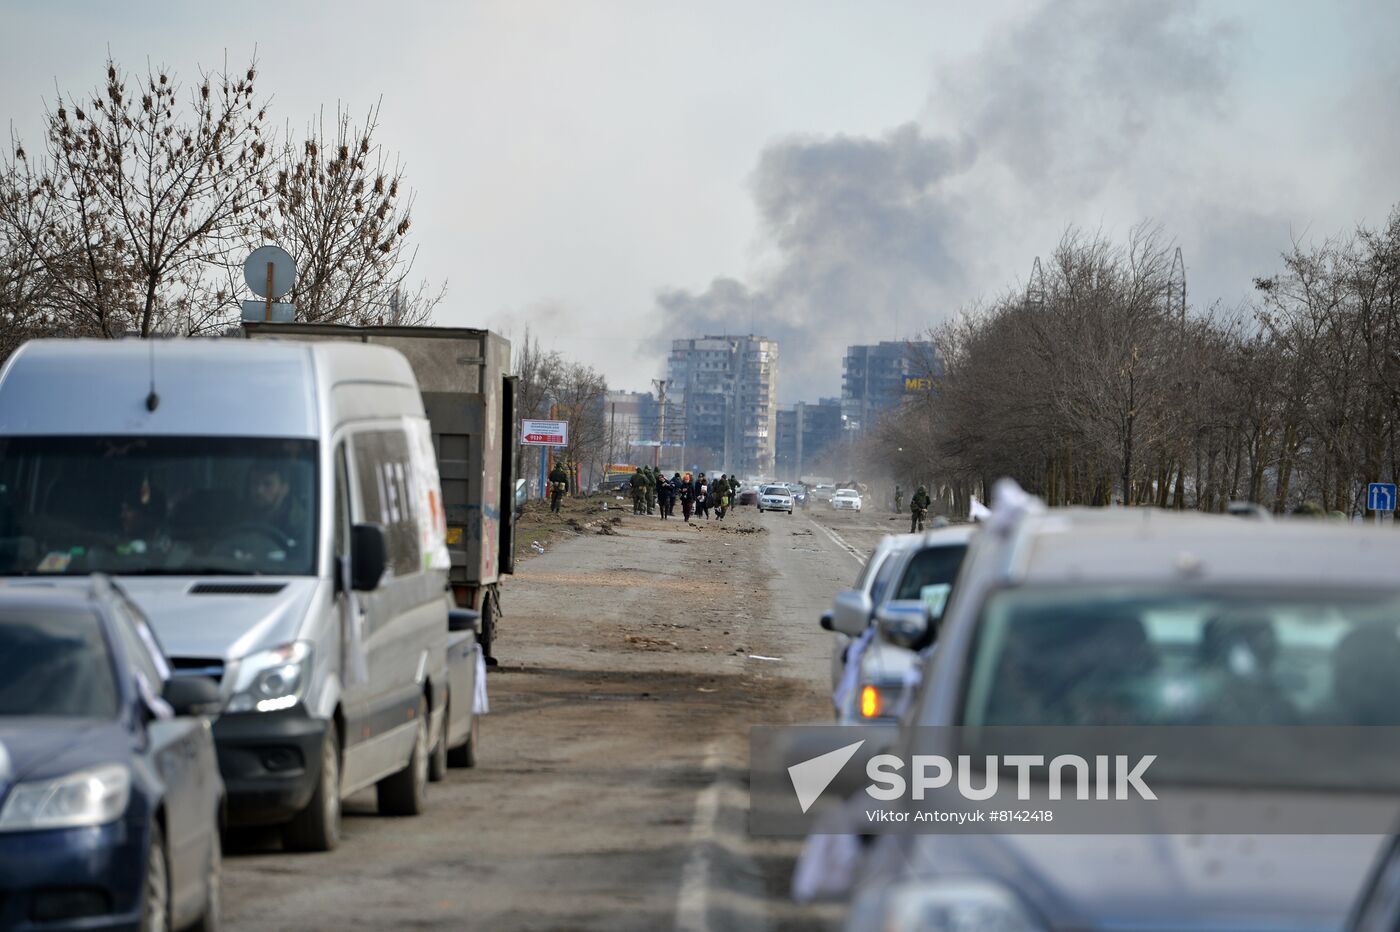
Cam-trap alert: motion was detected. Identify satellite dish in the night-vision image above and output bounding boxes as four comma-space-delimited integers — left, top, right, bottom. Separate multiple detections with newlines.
244, 245, 297, 299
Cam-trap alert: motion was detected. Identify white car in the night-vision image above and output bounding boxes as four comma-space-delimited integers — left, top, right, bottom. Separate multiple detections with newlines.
757, 484, 794, 514
831, 488, 862, 511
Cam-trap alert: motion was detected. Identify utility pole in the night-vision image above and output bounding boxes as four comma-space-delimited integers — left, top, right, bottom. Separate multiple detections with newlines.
651, 379, 669, 470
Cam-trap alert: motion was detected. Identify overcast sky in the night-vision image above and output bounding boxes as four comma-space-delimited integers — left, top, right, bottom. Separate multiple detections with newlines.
4, 1, 1399, 402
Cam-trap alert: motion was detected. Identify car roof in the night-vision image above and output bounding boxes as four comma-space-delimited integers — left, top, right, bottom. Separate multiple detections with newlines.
1007, 508, 1400, 589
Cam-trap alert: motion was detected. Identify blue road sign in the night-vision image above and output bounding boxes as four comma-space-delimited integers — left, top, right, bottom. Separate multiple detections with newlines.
1368, 482, 1397, 512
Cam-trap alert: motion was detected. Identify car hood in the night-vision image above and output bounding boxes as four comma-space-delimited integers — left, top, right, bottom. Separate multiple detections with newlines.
0, 718, 129, 790
115, 577, 323, 661
895, 832, 1383, 931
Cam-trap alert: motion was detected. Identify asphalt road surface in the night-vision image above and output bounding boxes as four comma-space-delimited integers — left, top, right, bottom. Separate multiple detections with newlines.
222, 500, 903, 931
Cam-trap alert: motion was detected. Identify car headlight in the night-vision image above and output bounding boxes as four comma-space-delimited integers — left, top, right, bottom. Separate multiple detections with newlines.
0, 764, 131, 832
851, 879, 1044, 932
226, 641, 312, 713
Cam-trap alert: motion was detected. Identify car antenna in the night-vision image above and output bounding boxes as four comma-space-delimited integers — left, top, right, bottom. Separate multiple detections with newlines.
145, 339, 159, 412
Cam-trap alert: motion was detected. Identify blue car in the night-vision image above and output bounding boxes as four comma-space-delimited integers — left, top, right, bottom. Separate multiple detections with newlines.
0, 579, 223, 932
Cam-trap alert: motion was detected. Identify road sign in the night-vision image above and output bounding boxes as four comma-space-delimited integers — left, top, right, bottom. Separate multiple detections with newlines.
1368, 482, 1397, 513
521, 419, 568, 447
244, 245, 297, 299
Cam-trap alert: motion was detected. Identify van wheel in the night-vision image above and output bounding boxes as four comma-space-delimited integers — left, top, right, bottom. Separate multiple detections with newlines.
378, 696, 429, 815
428, 695, 448, 783
447, 706, 478, 768
283, 728, 341, 852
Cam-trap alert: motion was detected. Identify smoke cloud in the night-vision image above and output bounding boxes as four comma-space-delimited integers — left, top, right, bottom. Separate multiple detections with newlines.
651, 0, 1241, 403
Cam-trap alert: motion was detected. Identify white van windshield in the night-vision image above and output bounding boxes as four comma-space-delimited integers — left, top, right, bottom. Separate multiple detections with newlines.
0, 436, 318, 576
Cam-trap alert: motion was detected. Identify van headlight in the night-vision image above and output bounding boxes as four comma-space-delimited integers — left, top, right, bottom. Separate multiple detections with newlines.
850, 879, 1044, 932
227, 642, 311, 713
0, 764, 131, 831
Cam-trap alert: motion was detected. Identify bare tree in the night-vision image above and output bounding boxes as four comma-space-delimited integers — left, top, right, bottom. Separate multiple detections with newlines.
2, 58, 274, 338
270, 103, 442, 325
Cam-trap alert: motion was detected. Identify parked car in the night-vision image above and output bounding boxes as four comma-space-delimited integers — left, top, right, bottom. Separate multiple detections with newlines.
812, 484, 836, 503
784, 483, 809, 508
0, 338, 455, 852
844, 492, 1400, 931
438, 609, 485, 773
0, 579, 224, 932
831, 488, 863, 512
758, 485, 795, 514
820, 533, 921, 691
826, 527, 973, 724
738, 487, 760, 507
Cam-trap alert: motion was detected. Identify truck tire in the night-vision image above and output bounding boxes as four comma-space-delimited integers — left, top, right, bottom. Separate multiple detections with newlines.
282, 727, 341, 852
480, 596, 498, 667
377, 695, 429, 816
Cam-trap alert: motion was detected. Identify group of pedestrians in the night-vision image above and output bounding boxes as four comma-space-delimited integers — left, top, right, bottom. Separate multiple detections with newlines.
630, 467, 742, 523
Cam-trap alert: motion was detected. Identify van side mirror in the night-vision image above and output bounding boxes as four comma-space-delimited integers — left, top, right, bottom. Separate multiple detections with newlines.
830, 590, 874, 637
351, 523, 388, 591
875, 600, 935, 651
162, 676, 222, 717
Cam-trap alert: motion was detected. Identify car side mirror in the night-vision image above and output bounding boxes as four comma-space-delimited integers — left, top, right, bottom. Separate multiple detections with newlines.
819, 611, 834, 632
162, 676, 222, 717
830, 590, 874, 637
351, 523, 388, 591
876, 599, 936, 651
449, 608, 481, 633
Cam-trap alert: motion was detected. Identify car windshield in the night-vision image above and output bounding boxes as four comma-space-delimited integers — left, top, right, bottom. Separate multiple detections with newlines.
763, 486, 789, 496
0, 436, 318, 576
961, 587, 1400, 727
0, 607, 118, 718
836, 489, 857, 497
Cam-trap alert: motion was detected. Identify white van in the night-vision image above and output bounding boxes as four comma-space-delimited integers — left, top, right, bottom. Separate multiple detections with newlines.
0, 339, 454, 851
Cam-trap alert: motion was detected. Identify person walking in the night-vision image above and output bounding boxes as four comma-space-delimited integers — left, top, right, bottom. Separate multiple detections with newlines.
910, 484, 931, 533
695, 473, 710, 520
631, 470, 645, 515
549, 461, 570, 514
644, 467, 658, 515
894, 484, 903, 514
715, 474, 730, 520
668, 473, 683, 518
680, 473, 695, 523
656, 471, 673, 520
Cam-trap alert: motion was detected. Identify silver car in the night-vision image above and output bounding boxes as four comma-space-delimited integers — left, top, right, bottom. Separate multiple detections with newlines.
847, 498, 1400, 932
758, 485, 795, 514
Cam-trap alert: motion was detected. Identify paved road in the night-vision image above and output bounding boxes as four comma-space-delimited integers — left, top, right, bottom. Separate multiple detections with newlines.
222, 502, 896, 931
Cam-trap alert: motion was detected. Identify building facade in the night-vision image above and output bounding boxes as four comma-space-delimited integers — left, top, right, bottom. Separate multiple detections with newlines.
667, 335, 778, 476
775, 398, 844, 478
841, 340, 939, 431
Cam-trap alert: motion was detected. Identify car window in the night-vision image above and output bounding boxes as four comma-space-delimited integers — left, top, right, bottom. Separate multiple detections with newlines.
962, 587, 1400, 728
869, 550, 904, 606
352, 428, 422, 577
0, 607, 119, 717
894, 544, 968, 602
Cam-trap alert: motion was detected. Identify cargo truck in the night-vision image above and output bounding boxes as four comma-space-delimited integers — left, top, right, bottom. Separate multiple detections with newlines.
242, 322, 517, 661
